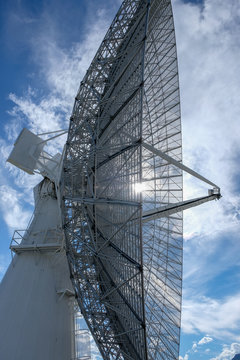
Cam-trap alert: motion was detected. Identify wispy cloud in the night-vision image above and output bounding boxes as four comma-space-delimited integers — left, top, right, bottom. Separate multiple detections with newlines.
181, 292, 240, 341
180, 335, 214, 359
0, 185, 32, 231
211, 343, 240, 360
198, 336, 213, 345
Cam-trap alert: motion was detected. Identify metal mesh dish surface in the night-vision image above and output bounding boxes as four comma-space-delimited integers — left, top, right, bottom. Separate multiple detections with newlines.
62, 1, 182, 358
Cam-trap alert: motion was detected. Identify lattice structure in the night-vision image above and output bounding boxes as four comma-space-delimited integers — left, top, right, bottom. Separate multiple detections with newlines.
62, 0, 185, 359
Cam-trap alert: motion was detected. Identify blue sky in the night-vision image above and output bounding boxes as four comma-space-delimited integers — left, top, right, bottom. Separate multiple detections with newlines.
0, 0, 240, 359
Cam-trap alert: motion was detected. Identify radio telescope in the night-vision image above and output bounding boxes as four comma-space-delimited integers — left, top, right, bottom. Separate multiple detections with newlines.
0, 0, 220, 359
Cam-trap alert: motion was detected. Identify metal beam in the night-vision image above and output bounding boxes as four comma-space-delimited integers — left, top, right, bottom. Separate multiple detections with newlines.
64, 196, 140, 207
142, 193, 221, 223
10, 243, 63, 253
142, 141, 220, 190
96, 140, 140, 169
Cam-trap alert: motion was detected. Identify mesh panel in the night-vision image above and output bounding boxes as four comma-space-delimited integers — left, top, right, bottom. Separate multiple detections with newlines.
62, 1, 182, 359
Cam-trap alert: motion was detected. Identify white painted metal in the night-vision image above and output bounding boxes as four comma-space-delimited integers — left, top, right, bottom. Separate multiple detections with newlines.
6, 127, 64, 182
7, 128, 44, 174
0, 178, 74, 360
1, 131, 92, 360
36, 152, 62, 182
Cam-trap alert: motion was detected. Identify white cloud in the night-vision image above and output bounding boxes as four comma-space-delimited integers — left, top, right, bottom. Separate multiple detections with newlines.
179, 355, 189, 360
34, 15, 110, 106
198, 336, 213, 345
192, 342, 197, 351
28, 6, 114, 109
180, 336, 214, 359
211, 343, 240, 360
181, 293, 240, 341
8, 92, 65, 134
0, 185, 32, 231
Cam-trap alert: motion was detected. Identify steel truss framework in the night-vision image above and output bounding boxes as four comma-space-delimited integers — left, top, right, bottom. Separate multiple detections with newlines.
61, 0, 220, 359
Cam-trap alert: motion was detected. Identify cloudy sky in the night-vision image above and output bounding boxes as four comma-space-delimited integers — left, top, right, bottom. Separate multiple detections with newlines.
0, 0, 240, 359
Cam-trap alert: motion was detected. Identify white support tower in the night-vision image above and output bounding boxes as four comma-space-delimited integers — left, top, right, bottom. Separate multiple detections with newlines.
0, 129, 90, 360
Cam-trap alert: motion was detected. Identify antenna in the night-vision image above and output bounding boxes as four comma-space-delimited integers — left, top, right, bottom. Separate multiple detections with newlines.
0, 1, 220, 359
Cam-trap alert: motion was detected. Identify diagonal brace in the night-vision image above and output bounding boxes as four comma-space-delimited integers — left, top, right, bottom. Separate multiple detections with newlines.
142, 194, 221, 223
142, 141, 220, 190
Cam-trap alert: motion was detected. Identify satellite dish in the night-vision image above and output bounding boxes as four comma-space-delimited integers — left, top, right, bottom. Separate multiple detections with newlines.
61, 0, 220, 359
0, 0, 220, 359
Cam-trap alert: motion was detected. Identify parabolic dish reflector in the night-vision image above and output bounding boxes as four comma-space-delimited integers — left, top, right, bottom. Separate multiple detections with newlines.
62, 0, 182, 358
